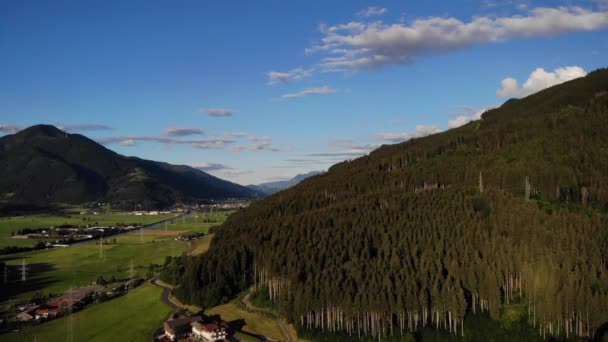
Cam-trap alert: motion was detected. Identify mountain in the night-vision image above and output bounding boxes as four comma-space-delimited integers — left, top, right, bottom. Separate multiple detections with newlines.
0, 125, 260, 209
175, 69, 608, 339
248, 171, 323, 195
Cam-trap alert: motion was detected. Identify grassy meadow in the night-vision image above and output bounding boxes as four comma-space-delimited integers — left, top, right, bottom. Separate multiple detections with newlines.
151, 210, 234, 234
1, 232, 186, 302
189, 234, 214, 256
206, 299, 285, 341
0, 209, 242, 341
0, 212, 177, 248
2, 283, 172, 342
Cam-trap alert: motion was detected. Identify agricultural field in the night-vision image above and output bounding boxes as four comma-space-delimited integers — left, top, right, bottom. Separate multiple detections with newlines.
189, 234, 214, 256
0, 209, 239, 341
0, 233, 186, 303
206, 300, 285, 341
0, 212, 177, 248
151, 210, 234, 234
2, 283, 172, 342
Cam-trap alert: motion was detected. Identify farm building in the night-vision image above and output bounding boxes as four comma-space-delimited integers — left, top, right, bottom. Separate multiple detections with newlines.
191, 321, 229, 341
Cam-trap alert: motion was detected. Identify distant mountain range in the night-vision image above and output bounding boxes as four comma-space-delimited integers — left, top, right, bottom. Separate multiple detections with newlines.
248, 171, 323, 195
0, 125, 261, 209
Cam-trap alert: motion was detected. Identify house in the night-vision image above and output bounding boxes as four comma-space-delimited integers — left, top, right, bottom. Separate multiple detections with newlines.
163, 316, 202, 341
191, 321, 229, 341
34, 305, 63, 319
46, 299, 83, 312
16, 306, 37, 321
64, 286, 101, 301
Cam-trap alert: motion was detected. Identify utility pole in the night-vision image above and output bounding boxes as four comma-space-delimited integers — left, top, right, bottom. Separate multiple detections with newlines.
99, 237, 103, 259
479, 171, 483, 194
20, 259, 28, 282
67, 286, 74, 342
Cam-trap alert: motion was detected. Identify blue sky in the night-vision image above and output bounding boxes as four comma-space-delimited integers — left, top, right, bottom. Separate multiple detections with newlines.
1, 0, 607, 185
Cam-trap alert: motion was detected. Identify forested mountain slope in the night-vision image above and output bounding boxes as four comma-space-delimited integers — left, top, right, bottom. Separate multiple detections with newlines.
177, 69, 608, 339
0, 125, 259, 209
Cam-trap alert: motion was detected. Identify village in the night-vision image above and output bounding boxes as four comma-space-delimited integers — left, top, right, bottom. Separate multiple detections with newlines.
15, 286, 104, 322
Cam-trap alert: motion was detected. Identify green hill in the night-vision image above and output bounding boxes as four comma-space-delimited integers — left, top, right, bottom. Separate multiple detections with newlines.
0, 125, 259, 209
175, 69, 608, 340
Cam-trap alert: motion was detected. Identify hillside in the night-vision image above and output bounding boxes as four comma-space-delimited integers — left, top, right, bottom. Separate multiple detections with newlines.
248, 171, 323, 195
176, 69, 608, 339
0, 125, 259, 209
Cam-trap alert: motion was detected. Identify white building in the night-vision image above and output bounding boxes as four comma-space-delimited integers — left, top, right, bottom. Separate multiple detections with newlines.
191, 322, 228, 341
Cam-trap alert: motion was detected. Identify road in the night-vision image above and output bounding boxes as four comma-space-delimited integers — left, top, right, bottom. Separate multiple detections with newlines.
241, 289, 294, 342
150, 277, 179, 309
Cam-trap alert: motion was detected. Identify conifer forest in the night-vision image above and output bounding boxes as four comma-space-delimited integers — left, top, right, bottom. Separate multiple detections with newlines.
174, 69, 608, 340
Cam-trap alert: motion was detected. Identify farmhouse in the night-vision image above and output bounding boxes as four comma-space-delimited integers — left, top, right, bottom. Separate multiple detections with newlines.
163, 315, 203, 341
56, 286, 101, 304
191, 321, 229, 341
16, 307, 37, 321
34, 305, 63, 319
32, 286, 102, 320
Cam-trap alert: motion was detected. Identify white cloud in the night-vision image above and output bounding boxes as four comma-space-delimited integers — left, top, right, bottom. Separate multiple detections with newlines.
201, 108, 234, 117
306, 150, 370, 157
282, 86, 336, 99
119, 139, 136, 147
447, 105, 497, 129
309, 7, 608, 70
376, 124, 442, 143
189, 163, 231, 172
232, 135, 283, 152
0, 124, 22, 134
267, 67, 312, 85
166, 127, 204, 137
191, 140, 229, 150
97, 135, 234, 150
328, 138, 377, 151
357, 6, 387, 18
223, 132, 249, 138
496, 66, 587, 98
58, 124, 113, 133
375, 132, 410, 142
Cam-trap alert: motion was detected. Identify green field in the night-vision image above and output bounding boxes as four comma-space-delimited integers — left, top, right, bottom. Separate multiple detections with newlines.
151, 210, 234, 234
206, 299, 285, 341
2, 283, 173, 342
0, 213, 177, 248
189, 234, 214, 256
0, 209, 237, 341
1, 233, 186, 303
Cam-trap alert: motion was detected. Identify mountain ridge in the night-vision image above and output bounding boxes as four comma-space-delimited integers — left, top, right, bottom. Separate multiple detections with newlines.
247, 171, 323, 195
0, 125, 260, 209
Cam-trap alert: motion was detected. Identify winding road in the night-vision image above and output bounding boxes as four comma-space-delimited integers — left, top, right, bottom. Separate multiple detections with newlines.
150, 277, 179, 309
241, 289, 294, 342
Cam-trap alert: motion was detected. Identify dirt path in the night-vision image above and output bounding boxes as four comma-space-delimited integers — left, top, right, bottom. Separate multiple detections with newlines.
241, 289, 294, 342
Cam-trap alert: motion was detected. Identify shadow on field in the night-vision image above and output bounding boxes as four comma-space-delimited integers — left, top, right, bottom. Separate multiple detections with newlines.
0, 262, 57, 301
227, 318, 267, 341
